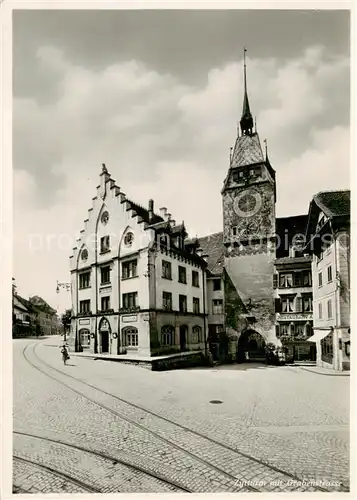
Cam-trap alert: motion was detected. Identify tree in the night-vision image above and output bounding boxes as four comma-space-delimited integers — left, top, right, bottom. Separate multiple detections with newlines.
61, 309, 72, 341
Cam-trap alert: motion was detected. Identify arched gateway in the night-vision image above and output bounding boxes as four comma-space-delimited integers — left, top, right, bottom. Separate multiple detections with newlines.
237, 329, 266, 363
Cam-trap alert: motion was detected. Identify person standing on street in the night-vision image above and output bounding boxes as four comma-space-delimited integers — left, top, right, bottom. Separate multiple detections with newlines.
60, 344, 69, 365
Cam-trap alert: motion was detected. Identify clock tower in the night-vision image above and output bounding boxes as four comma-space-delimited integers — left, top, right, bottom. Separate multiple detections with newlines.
222, 49, 277, 359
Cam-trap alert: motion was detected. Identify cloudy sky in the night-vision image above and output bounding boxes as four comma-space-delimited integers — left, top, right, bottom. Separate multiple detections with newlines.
13, 8, 350, 313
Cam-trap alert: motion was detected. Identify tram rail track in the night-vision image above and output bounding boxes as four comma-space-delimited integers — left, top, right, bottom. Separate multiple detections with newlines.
14, 430, 192, 493
13, 455, 102, 493
19, 341, 333, 492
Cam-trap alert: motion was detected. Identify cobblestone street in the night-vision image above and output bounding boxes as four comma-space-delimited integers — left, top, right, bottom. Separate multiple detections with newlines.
13, 337, 350, 493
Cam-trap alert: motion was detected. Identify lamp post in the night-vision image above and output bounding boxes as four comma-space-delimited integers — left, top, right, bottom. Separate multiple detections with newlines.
56, 281, 71, 341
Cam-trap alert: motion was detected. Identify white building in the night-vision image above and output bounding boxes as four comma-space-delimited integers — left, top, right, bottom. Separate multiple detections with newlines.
68, 165, 208, 357
305, 190, 350, 371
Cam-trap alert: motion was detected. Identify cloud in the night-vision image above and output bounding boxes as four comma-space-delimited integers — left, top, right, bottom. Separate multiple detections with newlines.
13, 45, 350, 308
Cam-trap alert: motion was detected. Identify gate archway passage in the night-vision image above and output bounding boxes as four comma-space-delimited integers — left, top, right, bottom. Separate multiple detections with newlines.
237, 329, 266, 363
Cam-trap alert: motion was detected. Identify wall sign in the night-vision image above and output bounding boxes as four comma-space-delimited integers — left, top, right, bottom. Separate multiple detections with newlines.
277, 313, 313, 321
122, 315, 137, 323
79, 319, 90, 325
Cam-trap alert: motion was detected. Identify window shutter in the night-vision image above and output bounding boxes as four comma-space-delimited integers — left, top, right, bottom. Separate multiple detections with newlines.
273, 274, 278, 289
275, 298, 282, 313
295, 297, 303, 313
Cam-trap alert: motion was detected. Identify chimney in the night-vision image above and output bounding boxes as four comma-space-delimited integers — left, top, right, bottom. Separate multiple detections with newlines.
148, 199, 154, 222
160, 207, 167, 219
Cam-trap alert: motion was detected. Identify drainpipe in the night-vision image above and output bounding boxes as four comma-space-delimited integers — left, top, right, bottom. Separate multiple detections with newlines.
202, 265, 208, 358
94, 231, 98, 354
117, 238, 121, 355
334, 235, 341, 370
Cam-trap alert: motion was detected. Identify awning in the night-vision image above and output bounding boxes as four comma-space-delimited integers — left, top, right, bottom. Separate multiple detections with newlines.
307, 330, 332, 343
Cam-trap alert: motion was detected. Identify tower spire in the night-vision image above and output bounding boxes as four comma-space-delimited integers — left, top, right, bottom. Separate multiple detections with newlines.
240, 47, 254, 136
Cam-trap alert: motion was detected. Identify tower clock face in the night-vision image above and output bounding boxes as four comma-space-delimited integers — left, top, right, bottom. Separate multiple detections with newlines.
233, 189, 262, 218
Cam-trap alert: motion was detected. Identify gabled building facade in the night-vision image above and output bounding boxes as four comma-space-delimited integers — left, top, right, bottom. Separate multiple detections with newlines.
305, 190, 350, 371
68, 165, 208, 356
274, 216, 315, 362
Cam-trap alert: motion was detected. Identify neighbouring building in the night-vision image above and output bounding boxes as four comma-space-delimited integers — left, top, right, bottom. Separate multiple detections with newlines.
198, 232, 225, 361
305, 190, 350, 371
274, 215, 315, 362
12, 294, 60, 337
28, 296, 60, 336
68, 165, 208, 357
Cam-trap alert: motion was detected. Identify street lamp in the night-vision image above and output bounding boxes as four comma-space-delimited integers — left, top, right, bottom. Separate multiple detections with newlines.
56, 281, 72, 340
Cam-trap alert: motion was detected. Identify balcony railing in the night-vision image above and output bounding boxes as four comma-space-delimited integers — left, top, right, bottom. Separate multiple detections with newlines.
97, 308, 114, 315
119, 306, 140, 314
77, 311, 92, 317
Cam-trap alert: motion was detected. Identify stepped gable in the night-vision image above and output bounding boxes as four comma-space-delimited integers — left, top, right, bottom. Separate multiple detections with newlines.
125, 198, 163, 225
198, 232, 224, 276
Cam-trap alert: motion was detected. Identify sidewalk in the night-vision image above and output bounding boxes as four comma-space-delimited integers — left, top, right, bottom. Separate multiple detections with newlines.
70, 349, 204, 371
299, 365, 350, 376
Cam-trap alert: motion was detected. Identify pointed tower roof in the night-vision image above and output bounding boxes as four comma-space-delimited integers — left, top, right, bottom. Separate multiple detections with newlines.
240, 48, 254, 136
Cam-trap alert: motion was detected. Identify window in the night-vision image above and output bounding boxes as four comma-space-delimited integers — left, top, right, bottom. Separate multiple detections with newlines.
327, 299, 333, 319
100, 265, 111, 285
101, 296, 110, 311
212, 299, 223, 314
80, 329, 90, 347
321, 332, 333, 363
124, 232, 134, 246
318, 302, 323, 320
161, 325, 174, 346
100, 235, 110, 253
122, 259, 137, 279
281, 296, 294, 313
212, 279, 221, 291
302, 295, 313, 312
191, 325, 202, 343
79, 300, 90, 314
295, 323, 305, 337
162, 260, 172, 280
162, 291, 172, 311
192, 270, 199, 287
255, 167, 261, 177
327, 265, 332, 282
232, 227, 237, 236
295, 296, 303, 313
293, 273, 301, 287
279, 274, 292, 288
318, 272, 322, 287
123, 327, 138, 347
280, 323, 289, 335
302, 270, 312, 286
79, 272, 90, 289
193, 297, 200, 314
249, 168, 255, 177
178, 266, 187, 284
122, 292, 138, 309
179, 294, 187, 313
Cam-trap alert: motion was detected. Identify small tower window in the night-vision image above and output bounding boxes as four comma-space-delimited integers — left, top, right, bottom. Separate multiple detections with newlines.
232, 227, 237, 236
